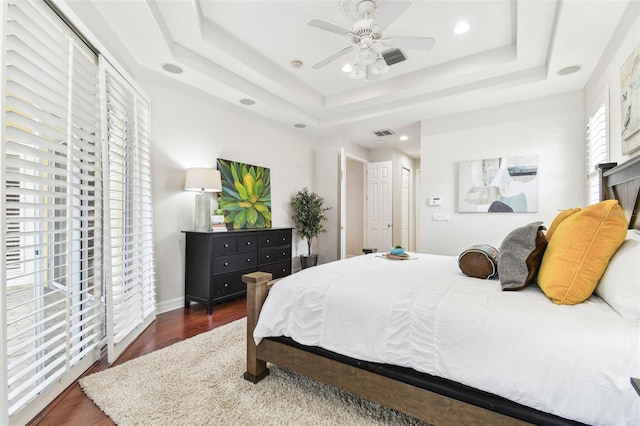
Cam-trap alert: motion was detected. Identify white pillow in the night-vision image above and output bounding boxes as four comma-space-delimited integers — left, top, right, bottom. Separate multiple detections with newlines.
595, 230, 640, 319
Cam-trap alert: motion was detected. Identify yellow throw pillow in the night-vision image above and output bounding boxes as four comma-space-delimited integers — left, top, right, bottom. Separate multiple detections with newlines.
538, 200, 628, 305
546, 207, 581, 242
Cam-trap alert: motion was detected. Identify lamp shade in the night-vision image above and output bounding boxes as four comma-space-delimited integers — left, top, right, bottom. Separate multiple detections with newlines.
184, 168, 222, 192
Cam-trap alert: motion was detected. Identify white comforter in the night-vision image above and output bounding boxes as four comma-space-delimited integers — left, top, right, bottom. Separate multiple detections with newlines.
254, 253, 640, 425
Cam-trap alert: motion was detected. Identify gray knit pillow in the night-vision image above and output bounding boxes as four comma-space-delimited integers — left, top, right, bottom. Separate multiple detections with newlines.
498, 221, 547, 290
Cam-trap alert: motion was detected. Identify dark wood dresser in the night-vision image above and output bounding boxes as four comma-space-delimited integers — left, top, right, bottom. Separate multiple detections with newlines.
183, 228, 292, 314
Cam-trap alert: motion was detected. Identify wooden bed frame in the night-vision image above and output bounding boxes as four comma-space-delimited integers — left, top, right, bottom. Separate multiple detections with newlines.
243, 155, 640, 426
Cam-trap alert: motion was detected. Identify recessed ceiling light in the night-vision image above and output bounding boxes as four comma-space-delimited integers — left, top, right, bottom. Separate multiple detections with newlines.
294, 123, 306, 128
373, 140, 384, 145
399, 135, 409, 141
162, 63, 183, 74
239, 98, 256, 106
291, 60, 303, 68
453, 21, 470, 35
557, 65, 582, 76
341, 64, 353, 73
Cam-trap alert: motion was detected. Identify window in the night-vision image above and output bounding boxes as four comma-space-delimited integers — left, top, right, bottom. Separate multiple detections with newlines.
2, 1, 103, 421
585, 102, 608, 205
1, 1, 155, 423
101, 61, 156, 363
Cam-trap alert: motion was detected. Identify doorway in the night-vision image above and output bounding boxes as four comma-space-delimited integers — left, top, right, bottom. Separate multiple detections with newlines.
346, 158, 365, 257
340, 148, 368, 259
401, 166, 411, 250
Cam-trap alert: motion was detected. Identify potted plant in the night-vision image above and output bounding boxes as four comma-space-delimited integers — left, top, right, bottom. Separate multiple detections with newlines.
211, 208, 225, 224
390, 244, 405, 255
290, 188, 331, 269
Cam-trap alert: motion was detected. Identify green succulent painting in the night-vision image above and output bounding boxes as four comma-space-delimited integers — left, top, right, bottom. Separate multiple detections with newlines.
216, 159, 271, 229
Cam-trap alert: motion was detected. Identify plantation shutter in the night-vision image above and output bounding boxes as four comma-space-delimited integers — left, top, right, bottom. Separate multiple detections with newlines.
1, 0, 103, 423
101, 59, 156, 363
585, 103, 608, 205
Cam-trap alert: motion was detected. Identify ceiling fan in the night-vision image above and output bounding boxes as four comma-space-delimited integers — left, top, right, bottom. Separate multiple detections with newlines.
308, 0, 435, 79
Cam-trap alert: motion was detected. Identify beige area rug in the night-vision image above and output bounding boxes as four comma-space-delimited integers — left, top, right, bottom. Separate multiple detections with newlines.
80, 318, 428, 426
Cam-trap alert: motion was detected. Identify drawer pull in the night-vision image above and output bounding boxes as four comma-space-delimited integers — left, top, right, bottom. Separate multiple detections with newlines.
224, 283, 228, 287
266, 255, 270, 259
246, 258, 251, 262
246, 241, 251, 245
282, 237, 286, 241
266, 239, 270, 243
224, 243, 229, 248
224, 262, 229, 266
282, 252, 286, 256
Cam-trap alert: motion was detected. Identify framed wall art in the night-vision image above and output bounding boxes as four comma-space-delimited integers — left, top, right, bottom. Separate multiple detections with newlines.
458, 154, 539, 213
216, 158, 271, 229
621, 44, 640, 155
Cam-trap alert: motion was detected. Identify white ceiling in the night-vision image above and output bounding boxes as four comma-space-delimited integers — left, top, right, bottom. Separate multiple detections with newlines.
65, 0, 631, 158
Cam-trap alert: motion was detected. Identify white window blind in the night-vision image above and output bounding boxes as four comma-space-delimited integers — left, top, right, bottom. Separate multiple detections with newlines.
585, 103, 608, 205
1, 1, 156, 423
2, 0, 103, 422
101, 60, 156, 364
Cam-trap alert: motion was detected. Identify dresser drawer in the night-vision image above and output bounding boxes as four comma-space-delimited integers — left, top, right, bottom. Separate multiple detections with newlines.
259, 260, 291, 279
212, 237, 237, 254
212, 252, 257, 274
259, 247, 290, 265
213, 271, 247, 298
236, 235, 257, 253
213, 235, 257, 254
258, 230, 291, 249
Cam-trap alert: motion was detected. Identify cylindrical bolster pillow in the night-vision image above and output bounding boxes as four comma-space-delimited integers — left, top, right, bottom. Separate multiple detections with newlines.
458, 244, 499, 279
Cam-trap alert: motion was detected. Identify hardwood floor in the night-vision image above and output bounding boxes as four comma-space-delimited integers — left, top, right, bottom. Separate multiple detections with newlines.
29, 298, 247, 426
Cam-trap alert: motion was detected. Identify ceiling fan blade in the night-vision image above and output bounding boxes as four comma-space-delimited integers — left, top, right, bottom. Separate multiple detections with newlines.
374, 0, 411, 29
307, 18, 354, 37
383, 36, 435, 51
311, 45, 354, 69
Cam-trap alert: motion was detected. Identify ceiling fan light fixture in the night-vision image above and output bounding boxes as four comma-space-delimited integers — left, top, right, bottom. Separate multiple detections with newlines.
358, 47, 377, 65
349, 63, 366, 79
371, 57, 389, 75
341, 63, 353, 73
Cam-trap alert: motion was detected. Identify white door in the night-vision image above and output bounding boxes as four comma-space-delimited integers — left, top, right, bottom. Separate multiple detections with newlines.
401, 167, 410, 249
366, 161, 393, 252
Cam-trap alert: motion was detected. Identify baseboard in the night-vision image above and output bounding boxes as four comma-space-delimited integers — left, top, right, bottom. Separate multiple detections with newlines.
156, 297, 184, 314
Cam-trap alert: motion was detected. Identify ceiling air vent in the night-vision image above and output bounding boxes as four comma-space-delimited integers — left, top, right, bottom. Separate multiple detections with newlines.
372, 128, 395, 137
382, 48, 407, 66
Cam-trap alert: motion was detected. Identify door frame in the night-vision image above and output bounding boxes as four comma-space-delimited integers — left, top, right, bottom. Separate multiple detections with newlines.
339, 148, 368, 260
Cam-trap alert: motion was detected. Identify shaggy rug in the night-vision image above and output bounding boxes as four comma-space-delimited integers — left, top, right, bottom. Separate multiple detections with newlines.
80, 318, 428, 426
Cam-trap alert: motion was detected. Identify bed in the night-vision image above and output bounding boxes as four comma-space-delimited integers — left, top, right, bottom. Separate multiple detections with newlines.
243, 156, 640, 426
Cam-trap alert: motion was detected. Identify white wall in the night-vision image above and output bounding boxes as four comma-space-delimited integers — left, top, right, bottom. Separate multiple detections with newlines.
140, 69, 316, 310
419, 92, 585, 255
584, 3, 639, 165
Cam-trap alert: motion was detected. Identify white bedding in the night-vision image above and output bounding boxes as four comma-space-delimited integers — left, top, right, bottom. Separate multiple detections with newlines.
254, 253, 640, 425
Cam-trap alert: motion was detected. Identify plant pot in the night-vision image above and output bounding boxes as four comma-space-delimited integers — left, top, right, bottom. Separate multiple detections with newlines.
390, 247, 405, 255
300, 254, 318, 269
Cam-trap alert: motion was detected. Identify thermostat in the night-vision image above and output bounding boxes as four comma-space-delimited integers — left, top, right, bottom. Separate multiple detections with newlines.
428, 197, 442, 206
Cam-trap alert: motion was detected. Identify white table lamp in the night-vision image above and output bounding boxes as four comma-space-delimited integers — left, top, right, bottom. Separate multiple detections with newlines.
184, 168, 222, 231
